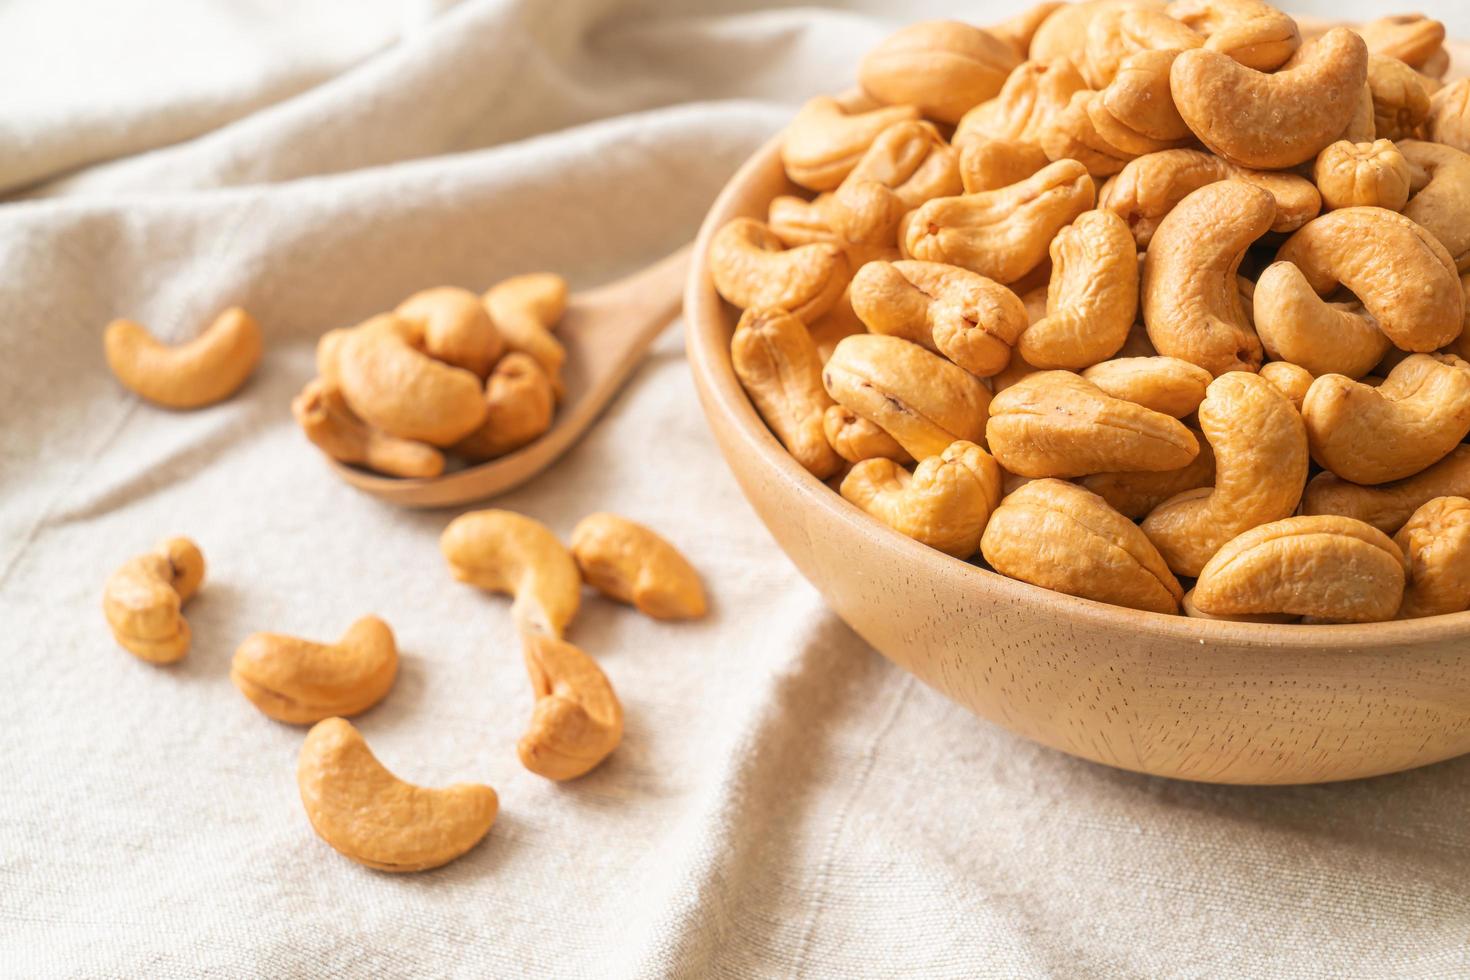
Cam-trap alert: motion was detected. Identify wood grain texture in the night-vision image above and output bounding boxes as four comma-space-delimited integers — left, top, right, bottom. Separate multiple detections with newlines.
683, 32, 1470, 785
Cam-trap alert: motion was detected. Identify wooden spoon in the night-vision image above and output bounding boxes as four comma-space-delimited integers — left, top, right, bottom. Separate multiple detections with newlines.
328, 243, 691, 508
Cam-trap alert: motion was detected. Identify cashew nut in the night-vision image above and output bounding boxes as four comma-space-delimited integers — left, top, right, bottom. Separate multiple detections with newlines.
1252, 262, 1389, 379
990, 1, 1068, 60
830, 120, 961, 215
806, 286, 866, 363
1141, 371, 1308, 577
569, 513, 706, 621
957, 138, 1050, 193
1181, 587, 1296, 623
232, 617, 398, 724
1166, 0, 1300, 72
858, 20, 1020, 124
1395, 496, 1470, 618
1029, 0, 1147, 65
1080, 5, 1202, 89
292, 379, 445, 479
709, 218, 848, 323
986, 370, 1198, 478
440, 509, 581, 638
396, 287, 503, 378
823, 334, 991, 461
1400, 140, 1470, 272
1017, 210, 1137, 369
1302, 354, 1470, 485
848, 260, 1027, 378
902, 159, 1094, 285
1304, 444, 1470, 535
1427, 79, 1470, 154
1169, 27, 1368, 169
1080, 356, 1211, 418
1141, 180, 1273, 376
450, 353, 555, 462
482, 273, 568, 397
297, 717, 497, 872
1191, 515, 1406, 623
980, 478, 1183, 614
1365, 54, 1432, 141
1257, 360, 1314, 411
1355, 14, 1447, 75
954, 57, 1090, 149
840, 440, 1002, 559
1312, 140, 1412, 212
780, 96, 921, 191
104, 307, 262, 409
731, 307, 841, 479
822, 404, 911, 465
1079, 431, 1215, 519
102, 537, 205, 664
518, 631, 623, 781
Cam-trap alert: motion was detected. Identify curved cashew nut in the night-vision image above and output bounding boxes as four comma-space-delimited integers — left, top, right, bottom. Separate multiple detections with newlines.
1166, 0, 1299, 71
823, 404, 911, 465
297, 717, 497, 872
1355, 14, 1447, 74
709, 218, 848, 323
1302, 354, 1470, 485
823, 334, 991, 461
1169, 27, 1368, 169
840, 440, 1002, 559
1029, 0, 1141, 65
981, 478, 1183, 614
858, 20, 1020, 124
989, 1, 1068, 60
1273, 205, 1463, 352
450, 353, 556, 462
1018, 209, 1138, 369
1312, 140, 1411, 212
986, 370, 1198, 478
731, 307, 841, 479
1191, 515, 1406, 623
1252, 262, 1389, 379
1141, 372, 1308, 577
1427, 79, 1470, 154
1400, 140, 1470, 272
232, 617, 398, 724
336, 314, 488, 446
1080, 432, 1216, 520
849, 260, 1027, 378
1182, 587, 1296, 623
519, 632, 623, 781
780, 96, 920, 191
482, 273, 568, 398
102, 537, 205, 664
902, 159, 1094, 285
1097, 48, 1195, 145
396, 287, 503, 378
1142, 180, 1273, 376
1366, 55, 1432, 141
440, 509, 581, 638
1257, 360, 1314, 411
831, 121, 961, 215
957, 138, 1050, 193
104, 307, 262, 409
569, 513, 706, 621
954, 57, 1090, 148
1080, 5, 1201, 89
768, 194, 837, 248
1304, 445, 1470, 535
1395, 496, 1470, 618
1080, 356, 1211, 418
292, 379, 444, 479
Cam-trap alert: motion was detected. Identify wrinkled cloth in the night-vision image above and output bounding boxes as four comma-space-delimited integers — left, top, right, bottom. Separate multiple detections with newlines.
5, 1, 1470, 976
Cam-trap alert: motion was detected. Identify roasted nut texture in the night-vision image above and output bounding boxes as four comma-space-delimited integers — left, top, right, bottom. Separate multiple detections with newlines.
980, 479, 1183, 614
103, 537, 205, 664
297, 717, 497, 872
1080, 433, 1216, 520
450, 353, 556, 462
1257, 360, 1314, 411
104, 307, 262, 409
957, 138, 1051, 193
293, 379, 445, 479
1080, 356, 1211, 417
1017, 210, 1138, 369
1366, 54, 1432, 140
1303, 445, 1470, 534
440, 509, 581, 638
519, 632, 623, 781
1427, 79, 1470, 154
232, 617, 398, 725
840, 440, 1002, 559
570, 513, 707, 621
781, 96, 921, 191
1191, 515, 1405, 622
1356, 14, 1447, 73
1313, 140, 1412, 212
823, 405, 912, 464
731, 307, 842, 479
1181, 587, 1297, 624
396, 287, 502, 378
709, 218, 848, 323
859, 20, 1020, 124
482, 272, 568, 396
1252, 262, 1389, 380
1394, 496, 1470, 618
1400, 140, 1470, 272
1167, 0, 1300, 72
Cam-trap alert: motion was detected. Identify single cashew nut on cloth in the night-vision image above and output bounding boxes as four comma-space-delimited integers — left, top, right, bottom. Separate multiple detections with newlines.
102, 537, 205, 664
482, 272, 568, 397
1080, 356, 1211, 418
104, 307, 262, 409
1169, 27, 1368, 169
335, 314, 488, 446
1167, 0, 1300, 72
1080, 433, 1216, 520
440, 509, 581, 638
1141, 371, 1308, 577
231, 617, 398, 725
780, 96, 920, 192
981, 478, 1183, 614
709, 218, 849, 323
1313, 140, 1412, 212
823, 405, 911, 465
1252, 262, 1389, 380
1427, 79, 1470, 154
840, 440, 1002, 559
858, 20, 1020, 124
1142, 180, 1274, 376
396, 287, 503, 378
569, 513, 707, 621
902, 159, 1095, 285
731, 307, 842, 479
823, 333, 991, 462
1257, 360, 1314, 411
292, 379, 445, 479
1399, 140, 1470, 273
848, 260, 1027, 378
1191, 515, 1406, 623
1271, 205, 1464, 354
1017, 209, 1138, 369
1394, 496, 1470, 618
1303, 445, 1470, 535
450, 353, 556, 462
1302, 354, 1470, 485
518, 631, 623, 781
296, 717, 497, 872
986, 371, 1199, 479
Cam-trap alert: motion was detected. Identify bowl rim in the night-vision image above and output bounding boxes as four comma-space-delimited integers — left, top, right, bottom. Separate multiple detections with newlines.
683, 116, 1470, 652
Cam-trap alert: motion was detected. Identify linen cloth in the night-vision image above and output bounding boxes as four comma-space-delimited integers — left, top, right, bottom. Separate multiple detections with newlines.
5, 1, 1470, 976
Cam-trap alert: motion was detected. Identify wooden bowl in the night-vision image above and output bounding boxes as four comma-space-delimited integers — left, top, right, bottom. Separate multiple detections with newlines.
683, 88, 1470, 786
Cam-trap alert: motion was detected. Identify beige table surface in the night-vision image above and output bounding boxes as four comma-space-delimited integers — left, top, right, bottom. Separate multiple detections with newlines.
3, 1, 1469, 976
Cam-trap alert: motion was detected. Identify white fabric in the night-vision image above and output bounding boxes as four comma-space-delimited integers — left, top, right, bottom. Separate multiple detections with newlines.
6, 2, 1470, 976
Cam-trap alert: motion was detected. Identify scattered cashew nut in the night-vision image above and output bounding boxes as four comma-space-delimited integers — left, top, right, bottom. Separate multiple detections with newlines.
569, 513, 707, 621
102, 537, 205, 664
440, 509, 581, 638
104, 307, 262, 409
232, 617, 398, 724
518, 631, 623, 781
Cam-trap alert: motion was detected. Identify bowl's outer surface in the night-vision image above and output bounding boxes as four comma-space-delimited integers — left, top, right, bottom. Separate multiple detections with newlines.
684, 51, 1470, 785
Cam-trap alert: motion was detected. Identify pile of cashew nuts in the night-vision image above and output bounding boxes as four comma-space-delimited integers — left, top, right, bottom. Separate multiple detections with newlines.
717, 2, 1470, 624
